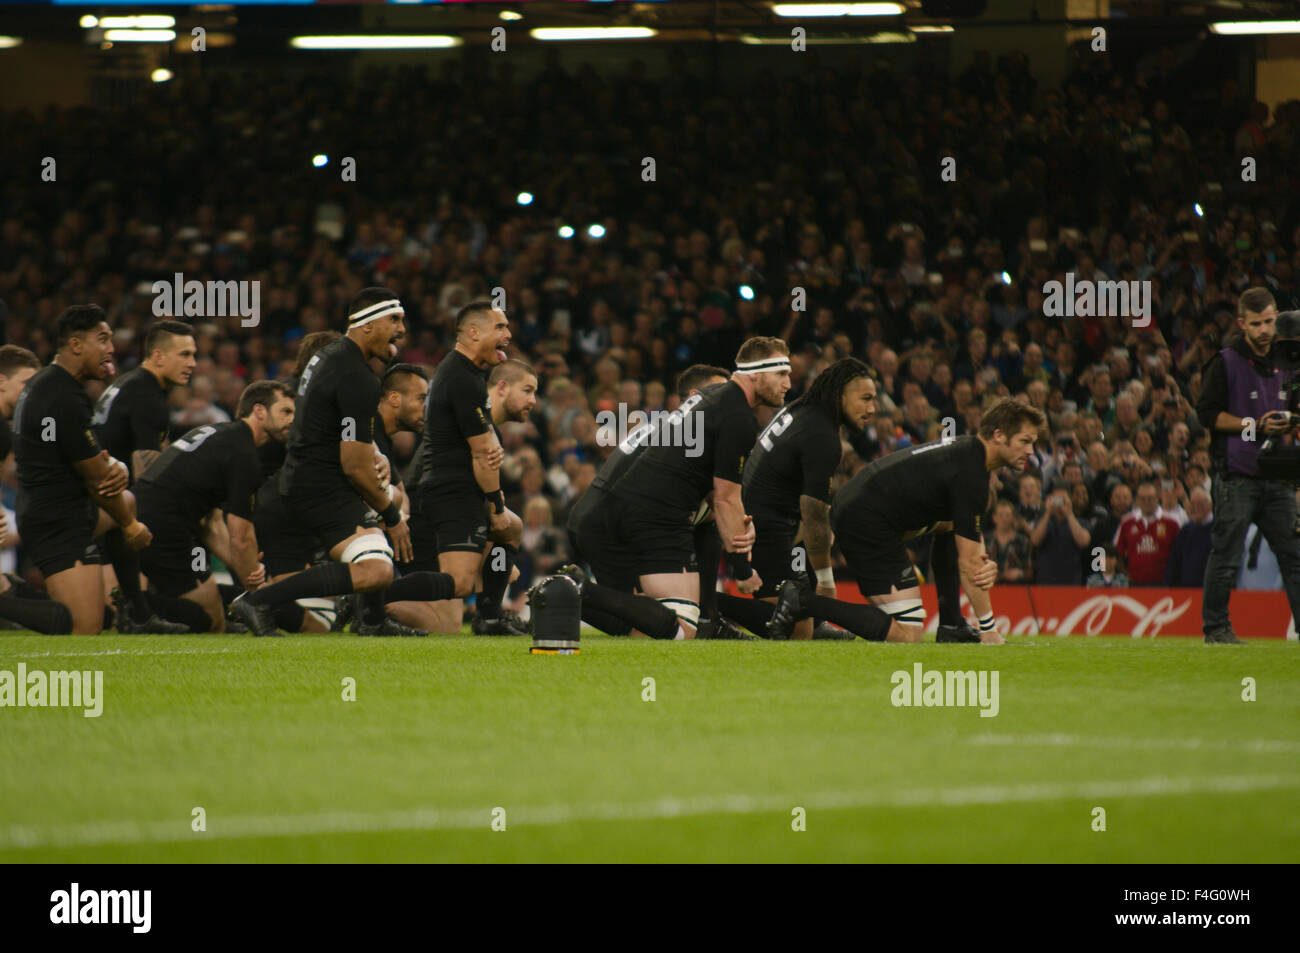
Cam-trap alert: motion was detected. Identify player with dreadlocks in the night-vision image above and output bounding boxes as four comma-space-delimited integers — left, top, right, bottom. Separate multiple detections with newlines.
720, 356, 899, 640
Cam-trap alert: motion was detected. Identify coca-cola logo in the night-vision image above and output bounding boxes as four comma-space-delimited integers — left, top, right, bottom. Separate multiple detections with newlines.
1052, 595, 1191, 637
928, 593, 1193, 637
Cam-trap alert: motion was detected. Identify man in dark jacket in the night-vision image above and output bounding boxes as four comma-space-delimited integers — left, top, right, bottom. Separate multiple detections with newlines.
1165, 487, 1214, 587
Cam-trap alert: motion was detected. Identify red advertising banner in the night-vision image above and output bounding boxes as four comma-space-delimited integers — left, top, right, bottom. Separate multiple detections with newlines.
725, 583, 1297, 639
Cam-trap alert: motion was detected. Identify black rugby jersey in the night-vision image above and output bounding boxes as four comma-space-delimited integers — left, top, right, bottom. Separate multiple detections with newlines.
418, 349, 491, 491
609, 381, 756, 517
831, 435, 990, 541
13, 363, 101, 515
742, 404, 843, 528
91, 365, 169, 471
279, 337, 380, 497
137, 420, 262, 527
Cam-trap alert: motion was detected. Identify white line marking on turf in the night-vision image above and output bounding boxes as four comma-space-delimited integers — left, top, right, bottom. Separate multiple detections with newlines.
4, 774, 1298, 850
971, 733, 1300, 754
0, 647, 239, 660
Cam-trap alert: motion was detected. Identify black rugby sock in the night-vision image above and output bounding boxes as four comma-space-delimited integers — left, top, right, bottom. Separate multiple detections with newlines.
0, 595, 73, 634
383, 571, 456, 604
578, 606, 631, 636
244, 562, 355, 607
694, 525, 721, 622
581, 581, 678, 640
360, 591, 386, 625
716, 594, 776, 635
104, 528, 149, 621
144, 591, 217, 633
478, 543, 517, 619
931, 533, 963, 627
805, 595, 892, 641
271, 602, 308, 633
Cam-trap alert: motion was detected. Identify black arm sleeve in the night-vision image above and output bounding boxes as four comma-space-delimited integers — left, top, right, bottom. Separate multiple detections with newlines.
55, 391, 101, 464
338, 380, 379, 444
950, 466, 990, 542
1196, 353, 1227, 431
799, 432, 841, 504
453, 384, 491, 441
713, 414, 757, 484
224, 451, 261, 521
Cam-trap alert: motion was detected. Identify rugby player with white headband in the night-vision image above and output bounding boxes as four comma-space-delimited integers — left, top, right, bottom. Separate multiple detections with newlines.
232, 287, 460, 637
588, 336, 791, 639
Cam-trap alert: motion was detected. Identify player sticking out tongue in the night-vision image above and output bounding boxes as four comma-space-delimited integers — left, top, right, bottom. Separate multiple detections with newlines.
347, 298, 406, 360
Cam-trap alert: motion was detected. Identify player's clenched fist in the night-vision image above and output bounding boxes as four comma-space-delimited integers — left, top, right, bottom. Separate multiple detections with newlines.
971, 554, 998, 590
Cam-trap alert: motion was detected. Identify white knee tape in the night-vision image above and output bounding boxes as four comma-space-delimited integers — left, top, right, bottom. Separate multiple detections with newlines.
341, 534, 394, 566
881, 597, 924, 626
658, 597, 700, 627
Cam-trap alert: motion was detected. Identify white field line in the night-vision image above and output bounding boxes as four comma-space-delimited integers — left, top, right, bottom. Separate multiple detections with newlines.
3, 773, 1298, 850
0, 648, 239, 660
971, 733, 1300, 754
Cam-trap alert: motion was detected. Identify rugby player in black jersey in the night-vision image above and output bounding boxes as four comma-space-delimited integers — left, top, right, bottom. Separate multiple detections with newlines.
367, 363, 442, 633
731, 357, 901, 640
0, 345, 73, 632
416, 302, 526, 636
251, 331, 342, 618
134, 381, 294, 632
825, 398, 1045, 644
93, 319, 196, 633
563, 363, 748, 639
397, 358, 538, 634
13, 305, 150, 634
568, 337, 789, 640
228, 288, 458, 637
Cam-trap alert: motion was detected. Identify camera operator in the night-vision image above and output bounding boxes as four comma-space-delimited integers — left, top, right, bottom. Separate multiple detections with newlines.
1195, 287, 1300, 644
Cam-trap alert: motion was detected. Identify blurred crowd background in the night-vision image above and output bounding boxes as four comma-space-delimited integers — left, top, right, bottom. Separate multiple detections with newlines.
3, 48, 1299, 599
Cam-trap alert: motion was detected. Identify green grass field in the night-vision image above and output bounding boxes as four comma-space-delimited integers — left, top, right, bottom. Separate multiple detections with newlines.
1, 631, 1297, 863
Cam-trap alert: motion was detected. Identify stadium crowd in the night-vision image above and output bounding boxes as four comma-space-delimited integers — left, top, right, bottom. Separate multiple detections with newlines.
2, 47, 1299, 598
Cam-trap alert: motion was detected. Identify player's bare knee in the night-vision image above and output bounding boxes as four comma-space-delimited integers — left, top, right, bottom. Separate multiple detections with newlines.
351, 559, 394, 591
341, 535, 396, 590
888, 622, 924, 643
450, 572, 476, 599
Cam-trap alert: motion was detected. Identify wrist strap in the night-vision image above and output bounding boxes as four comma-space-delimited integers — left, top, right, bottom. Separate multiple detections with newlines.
977, 612, 997, 633
486, 489, 505, 515
814, 567, 835, 588
725, 551, 753, 581
381, 502, 402, 527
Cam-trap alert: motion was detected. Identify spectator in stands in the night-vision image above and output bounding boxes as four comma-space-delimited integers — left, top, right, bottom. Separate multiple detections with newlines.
1087, 543, 1131, 588
988, 499, 1033, 583
1092, 482, 1133, 556
1158, 478, 1189, 526
1165, 487, 1213, 586
515, 496, 569, 598
1016, 472, 1044, 532
1030, 484, 1092, 585
1114, 481, 1182, 585
1106, 392, 1144, 445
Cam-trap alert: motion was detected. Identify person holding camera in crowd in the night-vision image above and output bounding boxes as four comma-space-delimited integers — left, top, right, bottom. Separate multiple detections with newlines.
1030, 482, 1093, 585
1195, 288, 1300, 644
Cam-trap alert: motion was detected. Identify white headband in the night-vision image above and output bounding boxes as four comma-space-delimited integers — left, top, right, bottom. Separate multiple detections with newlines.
348, 299, 404, 328
735, 357, 791, 375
